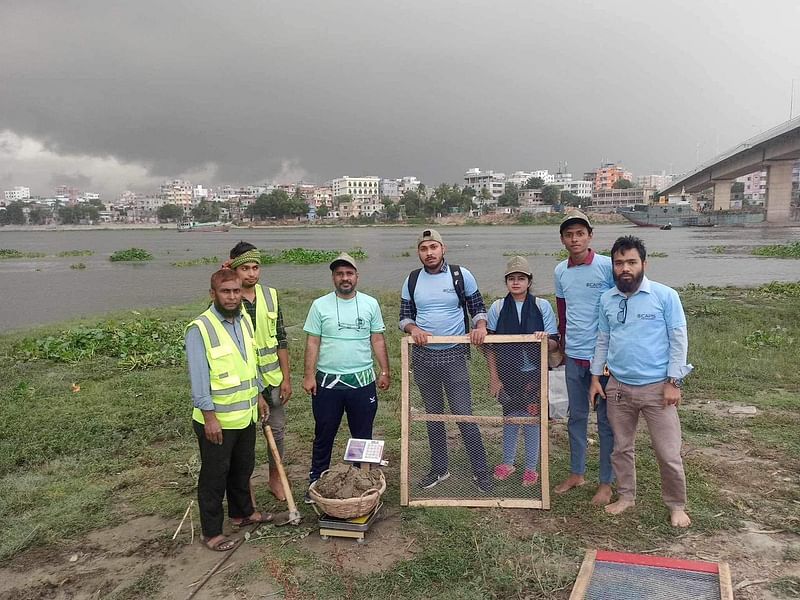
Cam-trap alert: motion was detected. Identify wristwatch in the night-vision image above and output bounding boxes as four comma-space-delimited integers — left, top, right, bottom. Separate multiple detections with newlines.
667, 377, 683, 389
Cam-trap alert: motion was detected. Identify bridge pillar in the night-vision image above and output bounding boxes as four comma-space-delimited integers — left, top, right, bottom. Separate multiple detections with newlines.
766, 161, 794, 223
712, 181, 731, 211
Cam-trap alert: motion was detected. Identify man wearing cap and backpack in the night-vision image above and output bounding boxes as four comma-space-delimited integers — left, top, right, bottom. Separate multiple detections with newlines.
302, 252, 391, 501
400, 229, 493, 493
553, 210, 616, 505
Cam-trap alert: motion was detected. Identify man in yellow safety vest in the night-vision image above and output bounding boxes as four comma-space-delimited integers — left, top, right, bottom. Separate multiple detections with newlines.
228, 241, 293, 501
186, 269, 273, 552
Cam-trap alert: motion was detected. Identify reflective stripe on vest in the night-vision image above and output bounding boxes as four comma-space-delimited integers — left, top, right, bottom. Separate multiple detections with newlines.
253, 284, 283, 387
188, 308, 259, 429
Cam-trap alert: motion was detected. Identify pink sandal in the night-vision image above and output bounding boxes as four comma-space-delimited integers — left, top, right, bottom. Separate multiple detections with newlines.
493, 464, 516, 481
522, 470, 539, 486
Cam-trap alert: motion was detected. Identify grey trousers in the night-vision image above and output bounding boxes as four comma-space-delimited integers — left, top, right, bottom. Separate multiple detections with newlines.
265, 386, 286, 464
605, 376, 687, 509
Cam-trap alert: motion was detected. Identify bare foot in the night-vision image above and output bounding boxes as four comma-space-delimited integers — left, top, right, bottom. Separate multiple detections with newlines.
269, 477, 287, 501
554, 474, 586, 494
591, 483, 613, 506
604, 498, 635, 515
670, 509, 691, 528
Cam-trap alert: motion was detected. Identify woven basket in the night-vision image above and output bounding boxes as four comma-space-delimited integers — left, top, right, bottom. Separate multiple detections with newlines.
309, 470, 386, 519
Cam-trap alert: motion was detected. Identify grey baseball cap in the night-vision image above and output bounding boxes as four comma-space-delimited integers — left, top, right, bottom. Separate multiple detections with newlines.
417, 228, 444, 247
329, 252, 358, 271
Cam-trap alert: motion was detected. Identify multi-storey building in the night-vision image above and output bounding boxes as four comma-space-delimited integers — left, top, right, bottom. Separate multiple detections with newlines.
381, 179, 400, 199
312, 186, 333, 208
550, 177, 593, 199
584, 163, 633, 191
464, 168, 505, 205
637, 172, 675, 191
193, 185, 208, 201
3, 186, 31, 202
160, 179, 193, 209
338, 198, 384, 218
518, 188, 553, 213
737, 169, 767, 204
331, 176, 381, 200
591, 187, 655, 212
506, 170, 554, 187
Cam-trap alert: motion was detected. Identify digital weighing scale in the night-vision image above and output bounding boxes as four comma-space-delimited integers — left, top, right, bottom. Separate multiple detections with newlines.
314, 438, 386, 543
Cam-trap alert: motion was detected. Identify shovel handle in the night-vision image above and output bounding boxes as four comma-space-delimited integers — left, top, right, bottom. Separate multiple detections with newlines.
263, 424, 298, 515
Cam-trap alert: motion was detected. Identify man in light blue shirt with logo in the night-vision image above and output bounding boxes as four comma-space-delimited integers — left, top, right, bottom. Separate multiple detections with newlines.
589, 236, 693, 528
553, 210, 616, 505
302, 253, 391, 501
399, 229, 493, 493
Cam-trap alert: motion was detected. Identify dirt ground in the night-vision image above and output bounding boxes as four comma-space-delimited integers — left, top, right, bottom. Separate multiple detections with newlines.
2, 408, 797, 599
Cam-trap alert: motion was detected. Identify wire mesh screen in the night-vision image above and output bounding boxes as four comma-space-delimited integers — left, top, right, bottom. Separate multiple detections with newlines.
570, 551, 733, 600
400, 335, 550, 509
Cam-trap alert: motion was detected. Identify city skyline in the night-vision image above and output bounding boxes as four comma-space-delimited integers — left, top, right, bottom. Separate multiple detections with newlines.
2, 0, 798, 198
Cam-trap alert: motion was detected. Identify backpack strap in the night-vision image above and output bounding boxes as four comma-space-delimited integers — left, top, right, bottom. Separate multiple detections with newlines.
407, 268, 422, 319
408, 264, 470, 334
449, 264, 470, 333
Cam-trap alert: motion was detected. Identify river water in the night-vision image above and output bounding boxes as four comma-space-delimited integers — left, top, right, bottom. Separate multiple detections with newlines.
1, 224, 799, 331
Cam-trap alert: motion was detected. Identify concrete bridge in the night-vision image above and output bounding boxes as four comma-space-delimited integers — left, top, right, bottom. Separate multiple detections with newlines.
660, 116, 800, 223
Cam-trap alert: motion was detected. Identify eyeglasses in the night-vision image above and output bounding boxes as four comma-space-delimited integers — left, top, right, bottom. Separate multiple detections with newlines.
336, 294, 365, 330
617, 297, 628, 324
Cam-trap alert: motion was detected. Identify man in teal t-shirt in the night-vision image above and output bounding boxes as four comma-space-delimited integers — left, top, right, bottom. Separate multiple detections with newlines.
302, 252, 391, 498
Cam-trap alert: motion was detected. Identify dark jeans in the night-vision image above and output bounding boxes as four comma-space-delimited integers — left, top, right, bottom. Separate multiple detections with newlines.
309, 381, 378, 483
412, 346, 488, 476
193, 420, 256, 538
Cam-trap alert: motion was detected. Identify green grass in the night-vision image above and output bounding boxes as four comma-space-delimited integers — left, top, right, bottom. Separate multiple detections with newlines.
0, 248, 46, 259
1, 283, 799, 597
260, 247, 368, 265
57, 249, 94, 257
109, 247, 153, 262
751, 241, 800, 258
70, 262, 87, 269
170, 255, 219, 267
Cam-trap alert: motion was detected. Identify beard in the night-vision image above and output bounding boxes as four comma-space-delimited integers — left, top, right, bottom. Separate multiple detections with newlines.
214, 300, 242, 318
614, 270, 644, 294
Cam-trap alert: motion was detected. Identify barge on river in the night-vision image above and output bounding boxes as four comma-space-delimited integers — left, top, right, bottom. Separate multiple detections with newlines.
618, 203, 765, 227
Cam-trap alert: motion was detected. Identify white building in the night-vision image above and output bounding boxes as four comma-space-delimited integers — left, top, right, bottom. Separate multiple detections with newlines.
193, 185, 208, 200
79, 192, 101, 203
331, 176, 381, 200
312, 186, 333, 208
398, 176, 423, 195
381, 179, 400, 199
552, 179, 593, 199
506, 170, 554, 187
4, 186, 31, 202
464, 168, 505, 203
637, 172, 675, 191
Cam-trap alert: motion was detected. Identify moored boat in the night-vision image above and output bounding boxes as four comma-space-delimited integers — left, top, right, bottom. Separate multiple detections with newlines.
618, 203, 765, 227
177, 220, 231, 232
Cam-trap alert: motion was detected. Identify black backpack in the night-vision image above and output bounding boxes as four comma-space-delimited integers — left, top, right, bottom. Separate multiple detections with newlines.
407, 264, 470, 333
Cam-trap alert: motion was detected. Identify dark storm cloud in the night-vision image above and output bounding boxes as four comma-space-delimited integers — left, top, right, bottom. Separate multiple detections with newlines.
1, 0, 799, 196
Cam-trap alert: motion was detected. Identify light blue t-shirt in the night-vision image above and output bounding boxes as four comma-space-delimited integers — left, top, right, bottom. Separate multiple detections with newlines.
597, 277, 687, 386
487, 296, 558, 371
553, 253, 614, 360
303, 291, 385, 375
401, 265, 479, 337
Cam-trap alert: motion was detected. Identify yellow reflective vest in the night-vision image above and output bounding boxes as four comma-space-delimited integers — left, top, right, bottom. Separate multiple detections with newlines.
252, 284, 283, 387
189, 308, 259, 429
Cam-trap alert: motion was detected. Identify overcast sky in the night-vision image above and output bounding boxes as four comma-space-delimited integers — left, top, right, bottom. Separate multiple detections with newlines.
2, 0, 799, 197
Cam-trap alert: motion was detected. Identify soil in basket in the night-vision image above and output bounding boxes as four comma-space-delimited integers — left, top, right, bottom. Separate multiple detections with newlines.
315, 463, 383, 498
